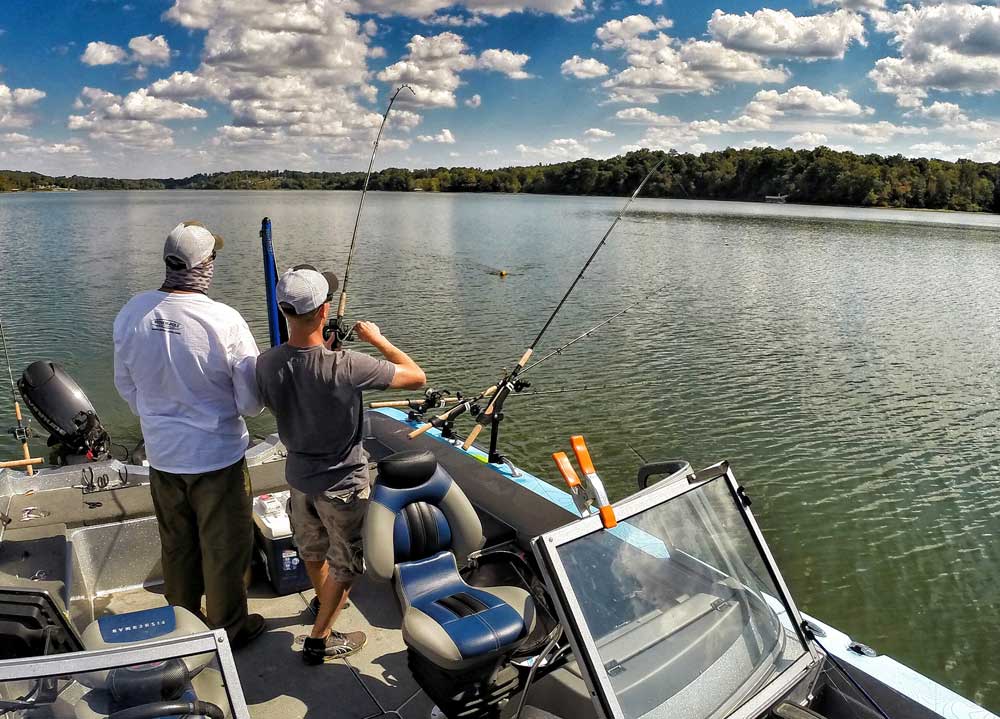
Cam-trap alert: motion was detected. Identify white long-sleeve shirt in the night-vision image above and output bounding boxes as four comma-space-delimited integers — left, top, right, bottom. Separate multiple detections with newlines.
113, 290, 263, 474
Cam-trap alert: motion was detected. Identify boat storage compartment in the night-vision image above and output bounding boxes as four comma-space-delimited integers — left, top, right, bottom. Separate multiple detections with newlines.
252, 492, 311, 595
0, 587, 83, 660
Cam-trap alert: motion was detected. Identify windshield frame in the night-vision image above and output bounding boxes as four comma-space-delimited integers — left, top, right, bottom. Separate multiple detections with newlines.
0, 629, 250, 719
532, 461, 818, 719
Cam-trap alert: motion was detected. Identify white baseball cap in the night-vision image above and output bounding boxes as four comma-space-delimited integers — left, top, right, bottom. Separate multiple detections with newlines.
163, 220, 224, 269
276, 264, 339, 315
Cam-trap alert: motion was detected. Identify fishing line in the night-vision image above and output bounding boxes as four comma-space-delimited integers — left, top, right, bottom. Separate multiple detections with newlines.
328, 84, 415, 348
520, 281, 669, 376
409, 157, 667, 444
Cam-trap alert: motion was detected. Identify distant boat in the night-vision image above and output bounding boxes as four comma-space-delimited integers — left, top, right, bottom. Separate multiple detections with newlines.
765, 193, 788, 203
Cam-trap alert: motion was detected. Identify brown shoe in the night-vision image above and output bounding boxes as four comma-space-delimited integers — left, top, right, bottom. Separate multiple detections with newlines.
302, 630, 366, 664
231, 614, 266, 649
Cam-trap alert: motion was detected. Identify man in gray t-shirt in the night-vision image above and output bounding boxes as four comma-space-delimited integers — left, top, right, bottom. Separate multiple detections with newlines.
256, 265, 426, 664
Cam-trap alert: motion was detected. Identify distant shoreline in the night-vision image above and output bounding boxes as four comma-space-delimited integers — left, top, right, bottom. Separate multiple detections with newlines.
3, 146, 999, 214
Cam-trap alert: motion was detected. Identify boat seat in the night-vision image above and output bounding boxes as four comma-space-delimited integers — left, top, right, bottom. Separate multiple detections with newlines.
78, 606, 213, 689
365, 450, 535, 670
397, 551, 534, 669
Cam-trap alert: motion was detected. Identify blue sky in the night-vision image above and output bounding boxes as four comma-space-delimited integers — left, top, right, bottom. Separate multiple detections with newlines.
1, 0, 998, 177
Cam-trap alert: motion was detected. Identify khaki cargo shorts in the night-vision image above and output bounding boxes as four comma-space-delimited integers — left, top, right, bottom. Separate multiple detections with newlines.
287, 484, 370, 582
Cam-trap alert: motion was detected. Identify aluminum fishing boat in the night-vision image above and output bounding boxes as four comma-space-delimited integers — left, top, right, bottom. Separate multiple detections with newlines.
0, 366, 995, 719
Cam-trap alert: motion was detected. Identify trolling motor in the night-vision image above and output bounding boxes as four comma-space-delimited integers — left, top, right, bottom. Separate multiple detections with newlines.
18, 361, 111, 465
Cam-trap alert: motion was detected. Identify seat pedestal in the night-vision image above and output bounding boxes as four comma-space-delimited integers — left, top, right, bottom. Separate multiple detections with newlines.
408, 649, 521, 719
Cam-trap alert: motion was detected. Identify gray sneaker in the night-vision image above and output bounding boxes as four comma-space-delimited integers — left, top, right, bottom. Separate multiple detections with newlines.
302, 630, 367, 664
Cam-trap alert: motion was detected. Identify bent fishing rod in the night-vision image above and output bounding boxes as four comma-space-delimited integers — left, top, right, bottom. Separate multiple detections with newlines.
327, 84, 415, 348
409, 157, 667, 453
0, 313, 39, 475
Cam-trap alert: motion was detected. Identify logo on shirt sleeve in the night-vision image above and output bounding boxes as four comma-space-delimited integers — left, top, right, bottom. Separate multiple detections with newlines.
151, 319, 182, 335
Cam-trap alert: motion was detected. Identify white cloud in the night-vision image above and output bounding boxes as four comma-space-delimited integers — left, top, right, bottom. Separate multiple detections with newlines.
464, 93, 481, 108
909, 141, 967, 160
348, 0, 585, 19
482, 148, 499, 156
560, 55, 609, 79
584, 127, 615, 139
128, 35, 171, 66
913, 100, 966, 124
596, 15, 787, 103
788, 131, 829, 147
843, 120, 927, 143
81, 35, 172, 70
378, 32, 532, 107
81, 41, 128, 66
970, 138, 1000, 162
417, 128, 456, 143
516, 137, 591, 161
478, 48, 531, 79
614, 107, 682, 125
0, 83, 46, 128
617, 85, 874, 147
378, 33, 476, 108
813, 0, 884, 11
422, 12, 486, 27
146, 0, 391, 163
595, 14, 673, 50
869, 4, 1000, 106
0, 132, 30, 144
68, 86, 206, 148
745, 85, 874, 120
709, 8, 866, 60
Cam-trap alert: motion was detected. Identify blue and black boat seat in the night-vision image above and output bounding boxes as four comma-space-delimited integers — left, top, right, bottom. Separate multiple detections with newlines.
364, 450, 536, 670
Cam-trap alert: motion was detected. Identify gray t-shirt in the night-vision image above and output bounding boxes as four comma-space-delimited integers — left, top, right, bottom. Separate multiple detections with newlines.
255, 344, 395, 494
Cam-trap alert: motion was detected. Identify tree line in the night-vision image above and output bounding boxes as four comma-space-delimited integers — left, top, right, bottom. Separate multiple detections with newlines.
3, 146, 999, 213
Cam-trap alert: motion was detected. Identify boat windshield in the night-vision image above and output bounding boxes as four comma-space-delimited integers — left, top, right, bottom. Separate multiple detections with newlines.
553, 476, 809, 719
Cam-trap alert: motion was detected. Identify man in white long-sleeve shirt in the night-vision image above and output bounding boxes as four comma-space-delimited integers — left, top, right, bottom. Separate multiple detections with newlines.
113, 220, 266, 648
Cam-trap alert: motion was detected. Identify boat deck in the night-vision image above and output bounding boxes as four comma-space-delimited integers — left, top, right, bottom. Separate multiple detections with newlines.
105, 577, 434, 719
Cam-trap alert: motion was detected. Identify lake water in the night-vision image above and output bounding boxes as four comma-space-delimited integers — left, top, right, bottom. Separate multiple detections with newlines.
1, 190, 999, 710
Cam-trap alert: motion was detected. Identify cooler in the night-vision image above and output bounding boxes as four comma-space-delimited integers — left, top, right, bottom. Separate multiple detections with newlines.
252, 491, 312, 595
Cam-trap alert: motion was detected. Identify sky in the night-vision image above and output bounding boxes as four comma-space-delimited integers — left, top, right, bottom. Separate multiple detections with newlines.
0, 0, 999, 177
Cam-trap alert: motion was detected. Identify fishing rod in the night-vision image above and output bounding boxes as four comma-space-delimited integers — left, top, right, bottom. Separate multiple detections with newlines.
371, 380, 663, 409
326, 84, 415, 348
375, 283, 665, 414
0, 313, 39, 475
409, 157, 667, 459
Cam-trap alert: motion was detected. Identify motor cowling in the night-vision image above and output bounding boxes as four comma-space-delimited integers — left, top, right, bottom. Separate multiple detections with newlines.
18, 360, 110, 464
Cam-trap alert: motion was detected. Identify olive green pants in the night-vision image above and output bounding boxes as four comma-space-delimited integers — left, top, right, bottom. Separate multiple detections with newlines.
149, 458, 253, 640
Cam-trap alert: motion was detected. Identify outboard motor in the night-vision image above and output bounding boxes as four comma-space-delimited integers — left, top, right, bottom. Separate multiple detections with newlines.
18, 361, 111, 465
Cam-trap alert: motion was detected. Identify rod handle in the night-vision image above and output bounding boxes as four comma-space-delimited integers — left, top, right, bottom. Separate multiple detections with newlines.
370, 397, 458, 409
517, 349, 533, 368
0, 457, 44, 469
408, 422, 434, 438
14, 402, 33, 476
337, 292, 347, 318
462, 424, 483, 451
409, 405, 458, 438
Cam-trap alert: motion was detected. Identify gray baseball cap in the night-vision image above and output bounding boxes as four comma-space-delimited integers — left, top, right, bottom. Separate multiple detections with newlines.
163, 220, 224, 269
276, 264, 339, 315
